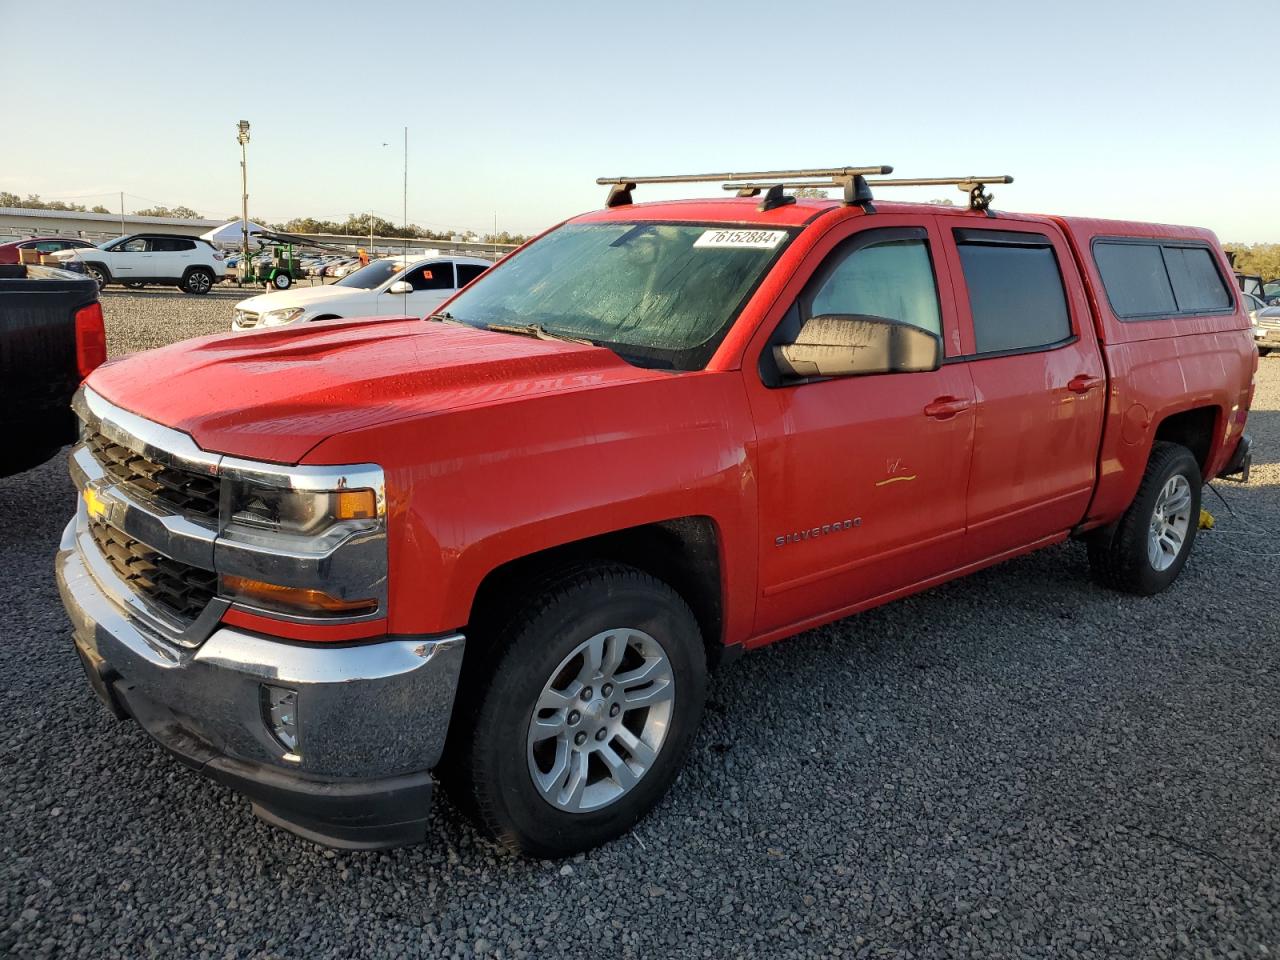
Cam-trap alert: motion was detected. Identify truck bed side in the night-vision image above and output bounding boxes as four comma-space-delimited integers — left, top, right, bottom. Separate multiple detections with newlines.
0, 264, 100, 473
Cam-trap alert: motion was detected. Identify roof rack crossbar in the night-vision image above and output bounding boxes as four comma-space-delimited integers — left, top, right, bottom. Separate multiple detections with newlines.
598, 166, 893, 209
722, 174, 1014, 214
596, 166, 892, 187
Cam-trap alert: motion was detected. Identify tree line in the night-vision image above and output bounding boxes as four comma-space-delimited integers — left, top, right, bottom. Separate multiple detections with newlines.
1224, 243, 1280, 282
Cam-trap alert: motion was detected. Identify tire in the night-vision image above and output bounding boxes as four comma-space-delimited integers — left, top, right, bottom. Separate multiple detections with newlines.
181, 268, 214, 295
1087, 441, 1201, 595
272, 272, 292, 290
442, 564, 707, 858
1260, 347, 1273, 357
84, 264, 108, 290
123, 282, 145, 289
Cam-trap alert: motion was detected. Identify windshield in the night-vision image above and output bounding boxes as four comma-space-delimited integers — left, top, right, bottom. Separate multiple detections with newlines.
442, 222, 794, 369
97, 237, 125, 250
335, 259, 401, 289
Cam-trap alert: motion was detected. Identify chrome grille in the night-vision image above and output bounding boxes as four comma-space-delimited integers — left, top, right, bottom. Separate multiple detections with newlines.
235, 309, 259, 328
88, 519, 217, 623
86, 431, 220, 521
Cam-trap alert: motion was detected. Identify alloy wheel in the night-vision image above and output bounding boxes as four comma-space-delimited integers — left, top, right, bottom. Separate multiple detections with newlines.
1148, 474, 1192, 571
526, 628, 675, 813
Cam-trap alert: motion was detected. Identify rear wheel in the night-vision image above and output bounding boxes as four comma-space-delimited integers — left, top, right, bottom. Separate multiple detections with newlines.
1087, 441, 1201, 595
442, 564, 707, 858
181, 268, 214, 295
123, 281, 145, 289
272, 272, 292, 290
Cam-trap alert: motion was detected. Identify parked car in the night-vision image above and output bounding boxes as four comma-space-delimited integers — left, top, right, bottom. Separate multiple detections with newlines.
51, 234, 227, 294
0, 236, 97, 264
0, 262, 104, 476
230, 255, 491, 330
1255, 304, 1280, 355
56, 167, 1255, 858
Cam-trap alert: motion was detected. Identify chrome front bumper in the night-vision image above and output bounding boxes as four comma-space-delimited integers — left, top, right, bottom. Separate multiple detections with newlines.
57, 519, 466, 848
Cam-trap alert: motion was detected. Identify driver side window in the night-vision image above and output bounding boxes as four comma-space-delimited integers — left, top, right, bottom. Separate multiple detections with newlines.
807, 238, 941, 337
120, 238, 148, 253
402, 262, 455, 291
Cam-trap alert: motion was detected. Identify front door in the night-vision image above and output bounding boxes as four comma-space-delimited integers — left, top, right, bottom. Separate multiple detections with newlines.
747, 220, 976, 639
379, 260, 457, 317
939, 223, 1106, 562
112, 237, 151, 277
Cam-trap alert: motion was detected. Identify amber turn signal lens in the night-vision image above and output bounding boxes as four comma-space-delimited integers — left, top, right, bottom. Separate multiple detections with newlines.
222, 574, 377, 615
334, 488, 377, 521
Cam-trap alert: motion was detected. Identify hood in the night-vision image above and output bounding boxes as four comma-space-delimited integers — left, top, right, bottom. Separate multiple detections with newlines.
236, 284, 364, 312
86, 318, 657, 463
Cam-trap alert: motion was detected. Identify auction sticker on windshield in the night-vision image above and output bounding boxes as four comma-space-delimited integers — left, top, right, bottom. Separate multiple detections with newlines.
693, 229, 787, 250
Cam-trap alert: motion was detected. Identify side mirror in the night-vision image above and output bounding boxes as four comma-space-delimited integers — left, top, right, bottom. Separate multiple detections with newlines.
387, 280, 412, 295
773, 314, 941, 379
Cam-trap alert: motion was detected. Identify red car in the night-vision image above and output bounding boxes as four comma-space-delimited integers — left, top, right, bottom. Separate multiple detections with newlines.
56, 166, 1255, 858
0, 236, 96, 264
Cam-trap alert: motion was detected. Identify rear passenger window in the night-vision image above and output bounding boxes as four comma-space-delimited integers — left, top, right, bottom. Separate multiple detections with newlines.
1093, 242, 1176, 317
807, 237, 941, 337
456, 263, 487, 287
1093, 240, 1232, 318
955, 233, 1071, 354
1163, 246, 1230, 312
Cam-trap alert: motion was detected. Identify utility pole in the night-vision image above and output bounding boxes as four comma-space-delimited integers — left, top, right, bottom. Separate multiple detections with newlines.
119, 191, 125, 237
237, 121, 251, 286
369, 208, 374, 254
402, 126, 408, 265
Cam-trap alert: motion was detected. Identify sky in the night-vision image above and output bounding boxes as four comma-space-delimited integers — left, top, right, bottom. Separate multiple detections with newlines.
3, 0, 1277, 242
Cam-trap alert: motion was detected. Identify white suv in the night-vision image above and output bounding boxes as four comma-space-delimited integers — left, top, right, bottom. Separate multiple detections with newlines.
231, 254, 491, 330
54, 234, 227, 294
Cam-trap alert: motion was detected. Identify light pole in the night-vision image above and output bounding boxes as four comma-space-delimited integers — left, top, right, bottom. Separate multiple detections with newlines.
237, 120, 250, 285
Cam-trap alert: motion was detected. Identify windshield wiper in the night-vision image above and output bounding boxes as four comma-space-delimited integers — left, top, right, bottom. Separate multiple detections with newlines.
486, 322, 595, 346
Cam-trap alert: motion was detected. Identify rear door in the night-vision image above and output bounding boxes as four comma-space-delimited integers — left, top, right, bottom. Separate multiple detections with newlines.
940, 223, 1106, 562
746, 216, 976, 638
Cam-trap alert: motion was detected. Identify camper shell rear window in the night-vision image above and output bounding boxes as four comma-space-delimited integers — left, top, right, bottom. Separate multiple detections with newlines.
1092, 238, 1234, 320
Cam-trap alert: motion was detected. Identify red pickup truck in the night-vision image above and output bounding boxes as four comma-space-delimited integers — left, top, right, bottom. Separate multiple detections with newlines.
56, 167, 1256, 858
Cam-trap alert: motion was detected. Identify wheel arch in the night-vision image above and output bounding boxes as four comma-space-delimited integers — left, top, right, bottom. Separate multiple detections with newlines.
465, 516, 727, 670
1150, 404, 1221, 476
83, 261, 111, 282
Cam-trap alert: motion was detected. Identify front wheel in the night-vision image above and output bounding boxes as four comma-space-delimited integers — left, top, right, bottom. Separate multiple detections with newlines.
442, 565, 707, 858
272, 272, 292, 290
1088, 441, 1201, 595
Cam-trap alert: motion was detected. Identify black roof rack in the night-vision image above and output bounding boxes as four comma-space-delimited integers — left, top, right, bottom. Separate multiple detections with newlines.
595, 167, 1013, 214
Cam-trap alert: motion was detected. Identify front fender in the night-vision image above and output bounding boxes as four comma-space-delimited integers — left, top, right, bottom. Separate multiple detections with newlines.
307, 371, 759, 644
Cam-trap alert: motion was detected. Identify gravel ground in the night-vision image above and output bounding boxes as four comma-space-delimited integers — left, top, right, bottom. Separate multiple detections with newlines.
3, 296, 1279, 958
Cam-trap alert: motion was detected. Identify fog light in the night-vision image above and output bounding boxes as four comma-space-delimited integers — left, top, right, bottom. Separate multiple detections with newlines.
262, 684, 300, 759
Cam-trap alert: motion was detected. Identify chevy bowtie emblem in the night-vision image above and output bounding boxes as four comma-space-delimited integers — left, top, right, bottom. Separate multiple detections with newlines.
84, 486, 109, 522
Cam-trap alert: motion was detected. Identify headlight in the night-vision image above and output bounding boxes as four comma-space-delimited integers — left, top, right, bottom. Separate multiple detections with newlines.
217, 460, 387, 621
261, 307, 305, 326
227, 478, 378, 536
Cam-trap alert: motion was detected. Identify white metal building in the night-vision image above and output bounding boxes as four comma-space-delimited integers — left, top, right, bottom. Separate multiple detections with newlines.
0, 207, 225, 243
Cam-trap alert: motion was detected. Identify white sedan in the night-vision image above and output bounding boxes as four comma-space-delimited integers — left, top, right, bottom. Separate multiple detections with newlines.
231, 254, 492, 331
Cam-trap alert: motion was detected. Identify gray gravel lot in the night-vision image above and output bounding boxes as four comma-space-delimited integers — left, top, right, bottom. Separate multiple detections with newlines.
3, 292, 1278, 958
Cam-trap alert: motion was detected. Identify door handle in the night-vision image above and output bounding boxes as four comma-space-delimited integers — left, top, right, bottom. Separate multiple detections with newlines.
1067, 374, 1103, 394
923, 396, 972, 419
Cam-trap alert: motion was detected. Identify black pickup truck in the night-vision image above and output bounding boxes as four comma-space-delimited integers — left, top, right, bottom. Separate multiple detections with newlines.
0, 263, 105, 477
